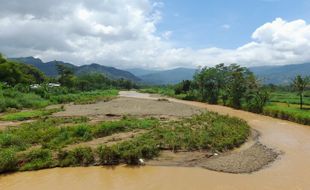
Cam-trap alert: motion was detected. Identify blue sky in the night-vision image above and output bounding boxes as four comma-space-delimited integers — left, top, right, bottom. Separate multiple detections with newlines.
157, 0, 310, 49
1, 0, 310, 68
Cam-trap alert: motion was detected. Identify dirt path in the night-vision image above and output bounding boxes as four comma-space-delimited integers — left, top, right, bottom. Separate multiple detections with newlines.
64, 130, 147, 150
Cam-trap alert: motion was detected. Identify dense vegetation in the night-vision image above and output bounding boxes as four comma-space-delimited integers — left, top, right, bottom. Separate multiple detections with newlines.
140, 64, 309, 125
0, 112, 250, 173
0, 54, 136, 112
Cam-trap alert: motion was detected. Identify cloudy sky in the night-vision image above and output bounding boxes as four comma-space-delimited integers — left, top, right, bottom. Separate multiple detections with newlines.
0, 0, 310, 69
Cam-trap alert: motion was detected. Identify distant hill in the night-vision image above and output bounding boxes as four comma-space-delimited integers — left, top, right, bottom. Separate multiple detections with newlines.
139, 68, 196, 85
126, 68, 159, 77
9, 57, 140, 82
249, 63, 310, 84
76, 63, 140, 81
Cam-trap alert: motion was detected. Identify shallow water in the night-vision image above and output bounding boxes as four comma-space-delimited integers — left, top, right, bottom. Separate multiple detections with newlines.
1, 91, 310, 190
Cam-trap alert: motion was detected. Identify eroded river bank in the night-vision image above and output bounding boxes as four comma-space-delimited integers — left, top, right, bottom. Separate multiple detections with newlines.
1, 91, 310, 190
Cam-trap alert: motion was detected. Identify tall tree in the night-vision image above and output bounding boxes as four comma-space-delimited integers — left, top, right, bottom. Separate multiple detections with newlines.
56, 64, 75, 87
292, 75, 309, 109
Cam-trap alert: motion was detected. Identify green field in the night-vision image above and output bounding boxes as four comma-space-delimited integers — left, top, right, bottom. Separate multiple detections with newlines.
269, 91, 310, 105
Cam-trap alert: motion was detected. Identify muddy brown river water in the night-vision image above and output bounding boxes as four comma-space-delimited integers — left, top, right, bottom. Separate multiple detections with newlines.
1, 91, 310, 190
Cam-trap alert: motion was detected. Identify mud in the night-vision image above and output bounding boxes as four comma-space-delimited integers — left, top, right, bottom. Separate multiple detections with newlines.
53, 97, 203, 118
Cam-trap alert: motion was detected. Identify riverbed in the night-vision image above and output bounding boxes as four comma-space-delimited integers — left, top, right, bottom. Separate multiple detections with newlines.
1, 91, 310, 190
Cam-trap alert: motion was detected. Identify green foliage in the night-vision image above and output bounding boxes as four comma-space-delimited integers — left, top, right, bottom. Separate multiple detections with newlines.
0, 112, 250, 171
58, 147, 94, 167
0, 148, 18, 173
92, 117, 158, 138
0, 133, 26, 150
292, 75, 310, 109
139, 86, 176, 97
0, 87, 49, 112
19, 149, 53, 171
0, 108, 61, 121
263, 103, 310, 125
149, 112, 250, 152
48, 89, 118, 104
270, 91, 310, 105
56, 64, 75, 88
97, 145, 121, 165
0, 55, 45, 85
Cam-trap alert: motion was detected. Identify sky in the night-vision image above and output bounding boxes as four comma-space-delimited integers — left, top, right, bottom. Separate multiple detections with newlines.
0, 0, 309, 69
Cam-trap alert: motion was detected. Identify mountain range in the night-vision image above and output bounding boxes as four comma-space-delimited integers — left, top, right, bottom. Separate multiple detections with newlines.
249, 63, 310, 84
9, 57, 140, 82
9, 56, 309, 85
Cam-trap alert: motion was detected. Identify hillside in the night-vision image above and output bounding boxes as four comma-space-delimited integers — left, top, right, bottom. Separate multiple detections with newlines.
9, 57, 140, 82
249, 63, 310, 84
126, 68, 158, 77
139, 68, 196, 85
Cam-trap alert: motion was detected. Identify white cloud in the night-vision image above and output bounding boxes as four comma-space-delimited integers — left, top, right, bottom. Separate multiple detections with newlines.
162, 31, 173, 40
221, 24, 231, 29
0, 1, 309, 69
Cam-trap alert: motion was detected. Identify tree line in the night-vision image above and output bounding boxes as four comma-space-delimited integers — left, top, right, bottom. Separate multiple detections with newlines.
175, 63, 309, 113
0, 54, 136, 91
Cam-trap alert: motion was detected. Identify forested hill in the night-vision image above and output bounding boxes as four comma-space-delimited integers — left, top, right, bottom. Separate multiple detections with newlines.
132, 68, 196, 85
249, 63, 310, 84
9, 57, 141, 82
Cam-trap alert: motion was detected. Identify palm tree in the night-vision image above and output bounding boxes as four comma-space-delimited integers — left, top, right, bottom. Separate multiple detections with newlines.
292, 75, 309, 109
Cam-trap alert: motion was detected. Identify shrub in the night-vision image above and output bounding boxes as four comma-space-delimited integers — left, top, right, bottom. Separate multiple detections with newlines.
19, 149, 53, 171
97, 145, 120, 165
58, 147, 94, 167
0, 133, 26, 150
0, 148, 18, 173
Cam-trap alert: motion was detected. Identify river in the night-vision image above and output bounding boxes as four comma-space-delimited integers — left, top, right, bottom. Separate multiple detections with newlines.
1, 91, 309, 190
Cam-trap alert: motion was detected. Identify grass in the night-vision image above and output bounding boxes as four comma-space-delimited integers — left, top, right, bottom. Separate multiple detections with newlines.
0, 108, 62, 121
0, 89, 119, 113
0, 112, 250, 173
48, 89, 119, 104
58, 147, 95, 167
0, 90, 50, 112
19, 148, 54, 171
139, 87, 176, 97
270, 91, 310, 105
263, 103, 310, 125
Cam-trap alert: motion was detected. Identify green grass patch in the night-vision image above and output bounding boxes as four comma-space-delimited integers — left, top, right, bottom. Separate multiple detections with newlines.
139, 87, 176, 97
263, 103, 310, 125
58, 147, 95, 167
0, 108, 61, 121
49, 89, 119, 104
19, 148, 54, 171
270, 91, 310, 105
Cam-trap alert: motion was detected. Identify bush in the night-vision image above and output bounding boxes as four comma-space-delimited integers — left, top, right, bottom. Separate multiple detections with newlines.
58, 147, 94, 167
97, 145, 120, 165
0, 133, 26, 150
19, 149, 53, 171
0, 148, 18, 173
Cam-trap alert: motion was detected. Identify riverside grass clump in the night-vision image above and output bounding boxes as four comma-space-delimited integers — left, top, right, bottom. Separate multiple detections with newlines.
0, 108, 62, 121
48, 89, 119, 105
263, 103, 310, 125
0, 88, 119, 113
0, 112, 250, 173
